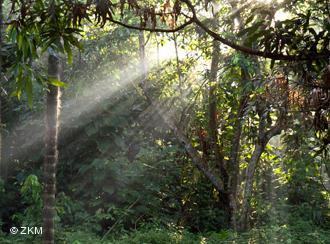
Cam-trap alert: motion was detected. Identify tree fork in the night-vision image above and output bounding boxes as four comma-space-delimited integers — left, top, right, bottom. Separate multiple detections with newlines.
239, 108, 285, 230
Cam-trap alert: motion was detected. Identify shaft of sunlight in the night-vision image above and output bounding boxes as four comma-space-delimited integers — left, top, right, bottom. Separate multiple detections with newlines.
1, 42, 179, 173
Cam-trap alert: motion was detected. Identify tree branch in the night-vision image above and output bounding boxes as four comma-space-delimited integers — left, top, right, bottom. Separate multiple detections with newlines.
108, 17, 193, 33
170, 123, 225, 193
180, 0, 330, 61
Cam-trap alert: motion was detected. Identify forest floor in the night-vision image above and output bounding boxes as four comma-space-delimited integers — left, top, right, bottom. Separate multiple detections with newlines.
1, 221, 330, 243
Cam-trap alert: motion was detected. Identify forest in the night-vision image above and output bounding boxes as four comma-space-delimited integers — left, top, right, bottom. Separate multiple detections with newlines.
0, 0, 329, 243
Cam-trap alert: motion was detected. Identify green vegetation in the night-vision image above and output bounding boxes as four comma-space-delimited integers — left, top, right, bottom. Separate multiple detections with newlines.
0, 0, 329, 243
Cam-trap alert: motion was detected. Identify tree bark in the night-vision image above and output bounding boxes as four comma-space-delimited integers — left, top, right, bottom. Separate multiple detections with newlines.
240, 141, 266, 230
171, 124, 225, 194
239, 109, 285, 230
207, 39, 233, 223
224, 2, 250, 230
0, 0, 4, 180
227, 94, 248, 230
208, 40, 225, 172
43, 53, 61, 244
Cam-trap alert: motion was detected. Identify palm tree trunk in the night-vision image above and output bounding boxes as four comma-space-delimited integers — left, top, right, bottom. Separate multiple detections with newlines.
43, 53, 61, 244
0, 0, 3, 180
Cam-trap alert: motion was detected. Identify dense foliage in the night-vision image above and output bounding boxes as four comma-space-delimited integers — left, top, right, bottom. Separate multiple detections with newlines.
0, 0, 329, 243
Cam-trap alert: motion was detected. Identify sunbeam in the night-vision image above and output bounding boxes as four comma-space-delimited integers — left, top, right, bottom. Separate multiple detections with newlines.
0, 42, 181, 175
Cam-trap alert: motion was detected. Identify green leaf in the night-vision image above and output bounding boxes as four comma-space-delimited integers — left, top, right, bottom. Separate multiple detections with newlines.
8, 25, 17, 42
25, 77, 33, 107
17, 33, 24, 50
28, 40, 37, 58
64, 39, 73, 64
49, 77, 68, 88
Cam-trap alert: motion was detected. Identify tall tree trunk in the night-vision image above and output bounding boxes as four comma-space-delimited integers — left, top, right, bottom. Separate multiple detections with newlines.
208, 40, 224, 171
225, 1, 251, 230
0, 0, 4, 180
208, 39, 232, 224
43, 53, 61, 244
227, 94, 248, 230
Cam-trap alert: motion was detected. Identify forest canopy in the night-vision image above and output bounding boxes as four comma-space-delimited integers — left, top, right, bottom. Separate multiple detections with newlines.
0, 0, 329, 243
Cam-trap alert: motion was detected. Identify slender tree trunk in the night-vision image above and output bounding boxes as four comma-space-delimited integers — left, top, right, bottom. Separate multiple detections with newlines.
208, 40, 224, 171
207, 39, 232, 224
43, 53, 61, 244
240, 141, 266, 230
226, 1, 252, 230
239, 110, 285, 230
227, 64, 250, 230
0, 0, 3, 180
239, 110, 268, 230
227, 94, 248, 230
